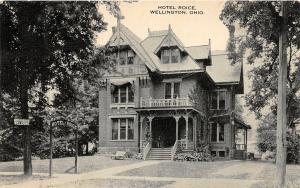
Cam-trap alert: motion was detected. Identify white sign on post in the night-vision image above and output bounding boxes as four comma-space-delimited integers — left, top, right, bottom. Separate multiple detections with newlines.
14, 119, 30, 126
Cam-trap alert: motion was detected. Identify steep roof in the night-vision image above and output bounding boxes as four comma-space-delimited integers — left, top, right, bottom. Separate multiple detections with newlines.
185, 45, 210, 60
206, 51, 242, 84
107, 24, 157, 71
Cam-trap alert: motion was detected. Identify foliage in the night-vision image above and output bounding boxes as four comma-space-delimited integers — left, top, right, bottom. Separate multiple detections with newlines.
220, 1, 300, 125
174, 152, 214, 162
0, 1, 120, 161
256, 113, 299, 163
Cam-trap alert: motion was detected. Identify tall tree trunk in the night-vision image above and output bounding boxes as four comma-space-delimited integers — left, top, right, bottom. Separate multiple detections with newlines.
20, 64, 32, 176
276, 2, 287, 188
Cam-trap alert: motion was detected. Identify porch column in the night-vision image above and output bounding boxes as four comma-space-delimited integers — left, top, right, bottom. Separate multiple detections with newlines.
193, 117, 197, 150
148, 116, 154, 138
140, 116, 145, 150
185, 116, 188, 149
174, 116, 180, 140
246, 129, 248, 151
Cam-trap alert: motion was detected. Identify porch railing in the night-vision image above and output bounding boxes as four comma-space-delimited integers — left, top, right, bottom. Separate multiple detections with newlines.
171, 140, 178, 160
235, 144, 247, 151
140, 97, 193, 108
143, 142, 151, 160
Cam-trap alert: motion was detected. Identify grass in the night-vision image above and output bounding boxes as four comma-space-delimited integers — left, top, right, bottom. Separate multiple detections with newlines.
47, 179, 174, 188
117, 160, 235, 178
0, 155, 140, 174
0, 174, 50, 186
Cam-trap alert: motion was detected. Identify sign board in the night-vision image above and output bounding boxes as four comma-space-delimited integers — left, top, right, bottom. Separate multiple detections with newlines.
52, 120, 66, 127
14, 119, 30, 126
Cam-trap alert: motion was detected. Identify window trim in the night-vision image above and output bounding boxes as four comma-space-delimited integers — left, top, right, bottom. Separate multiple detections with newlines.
114, 49, 135, 66
164, 82, 181, 99
112, 85, 134, 104
111, 117, 135, 141
211, 89, 227, 110
160, 48, 181, 64
211, 122, 225, 143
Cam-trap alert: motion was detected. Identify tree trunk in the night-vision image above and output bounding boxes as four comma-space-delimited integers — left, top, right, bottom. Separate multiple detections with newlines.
86, 143, 88, 155
276, 2, 287, 188
20, 68, 32, 176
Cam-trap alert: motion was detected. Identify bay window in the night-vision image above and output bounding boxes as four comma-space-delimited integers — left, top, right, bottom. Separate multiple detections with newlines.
111, 118, 134, 140
211, 90, 226, 110
112, 84, 134, 104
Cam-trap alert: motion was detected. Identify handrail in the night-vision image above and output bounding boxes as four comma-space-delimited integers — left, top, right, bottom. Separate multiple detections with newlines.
140, 97, 193, 108
171, 140, 178, 160
143, 142, 151, 160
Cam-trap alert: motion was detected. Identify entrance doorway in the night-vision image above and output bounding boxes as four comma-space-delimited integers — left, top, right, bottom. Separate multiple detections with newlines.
152, 117, 176, 148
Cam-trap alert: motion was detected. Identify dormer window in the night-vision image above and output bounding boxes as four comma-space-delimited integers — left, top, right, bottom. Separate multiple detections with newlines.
161, 48, 180, 64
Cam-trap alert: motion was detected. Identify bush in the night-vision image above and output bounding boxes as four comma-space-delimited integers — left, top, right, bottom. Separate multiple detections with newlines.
134, 153, 143, 160
174, 152, 214, 162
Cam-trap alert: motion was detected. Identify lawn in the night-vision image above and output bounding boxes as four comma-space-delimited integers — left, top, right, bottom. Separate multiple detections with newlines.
0, 155, 140, 174
117, 160, 235, 178
47, 179, 174, 188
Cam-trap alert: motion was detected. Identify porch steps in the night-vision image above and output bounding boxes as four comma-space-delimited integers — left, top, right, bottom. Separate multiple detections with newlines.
147, 148, 172, 160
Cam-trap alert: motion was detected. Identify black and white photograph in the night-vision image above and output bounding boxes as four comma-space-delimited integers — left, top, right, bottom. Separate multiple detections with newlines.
0, 1, 299, 188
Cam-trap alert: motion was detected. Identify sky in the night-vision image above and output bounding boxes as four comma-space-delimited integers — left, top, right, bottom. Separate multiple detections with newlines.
97, 1, 259, 152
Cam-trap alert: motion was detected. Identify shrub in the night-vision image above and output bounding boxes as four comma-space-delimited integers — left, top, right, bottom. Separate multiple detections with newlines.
174, 151, 214, 162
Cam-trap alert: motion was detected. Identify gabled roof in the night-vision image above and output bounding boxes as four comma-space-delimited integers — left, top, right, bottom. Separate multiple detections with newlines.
206, 51, 242, 84
141, 34, 203, 73
153, 26, 185, 54
107, 23, 157, 72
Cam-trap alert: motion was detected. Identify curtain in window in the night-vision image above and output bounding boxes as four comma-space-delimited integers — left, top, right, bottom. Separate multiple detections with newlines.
112, 119, 118, 140
173, 82, 180, 98
128, 84, 134, 103
120, 86, 126, 103
112, 87, 119, 103
162, 50, 170, 64
120, 119, 126, 140
171, 49, 179, 63
219, 91, 226, 110
128, 118, 134, 140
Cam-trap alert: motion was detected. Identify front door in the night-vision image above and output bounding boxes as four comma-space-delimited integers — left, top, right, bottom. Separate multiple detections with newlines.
152, 117, 176, 148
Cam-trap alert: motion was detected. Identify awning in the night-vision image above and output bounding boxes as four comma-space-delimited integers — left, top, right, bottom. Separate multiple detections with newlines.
110, 78, 135, 86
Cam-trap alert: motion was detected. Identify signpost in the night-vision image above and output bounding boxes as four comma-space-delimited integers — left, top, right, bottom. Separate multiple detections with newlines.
14, 118, 31, 176
49, 119, 78, 177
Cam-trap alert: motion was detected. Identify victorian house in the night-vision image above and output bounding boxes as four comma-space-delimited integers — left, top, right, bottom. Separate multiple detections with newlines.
98, 22, 251, 160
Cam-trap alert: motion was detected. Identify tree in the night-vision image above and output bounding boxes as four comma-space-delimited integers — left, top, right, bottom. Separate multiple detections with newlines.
0, 1, 121, 171
220, 1, 300, 127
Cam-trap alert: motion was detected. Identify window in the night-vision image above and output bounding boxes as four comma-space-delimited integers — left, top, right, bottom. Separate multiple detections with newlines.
211, 122, 225, 142
162, 50, 170, 64
211, 90, 226, 110
111, 118, 134, 140
112, 84, 134, 104
173, 83, 180, 98
171, 49, 180, 63
165, 82, 180, 99
219, 123, 225, 142
211, 123, 217, 142
161, 48, 181, 64
219, 151, 225, 157
120, 119, 126, 140
211, 151, 217, 157
165, 83, 172, 99
120, 87, 127, 103
128, 85, 134, 103
119, 51, 127, 65
127, 50, 134, 65
113, 49, 135, 66
112, 119, 119, 140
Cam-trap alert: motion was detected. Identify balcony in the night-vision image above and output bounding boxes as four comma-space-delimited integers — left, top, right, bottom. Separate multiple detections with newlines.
140, 97, 193, 108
